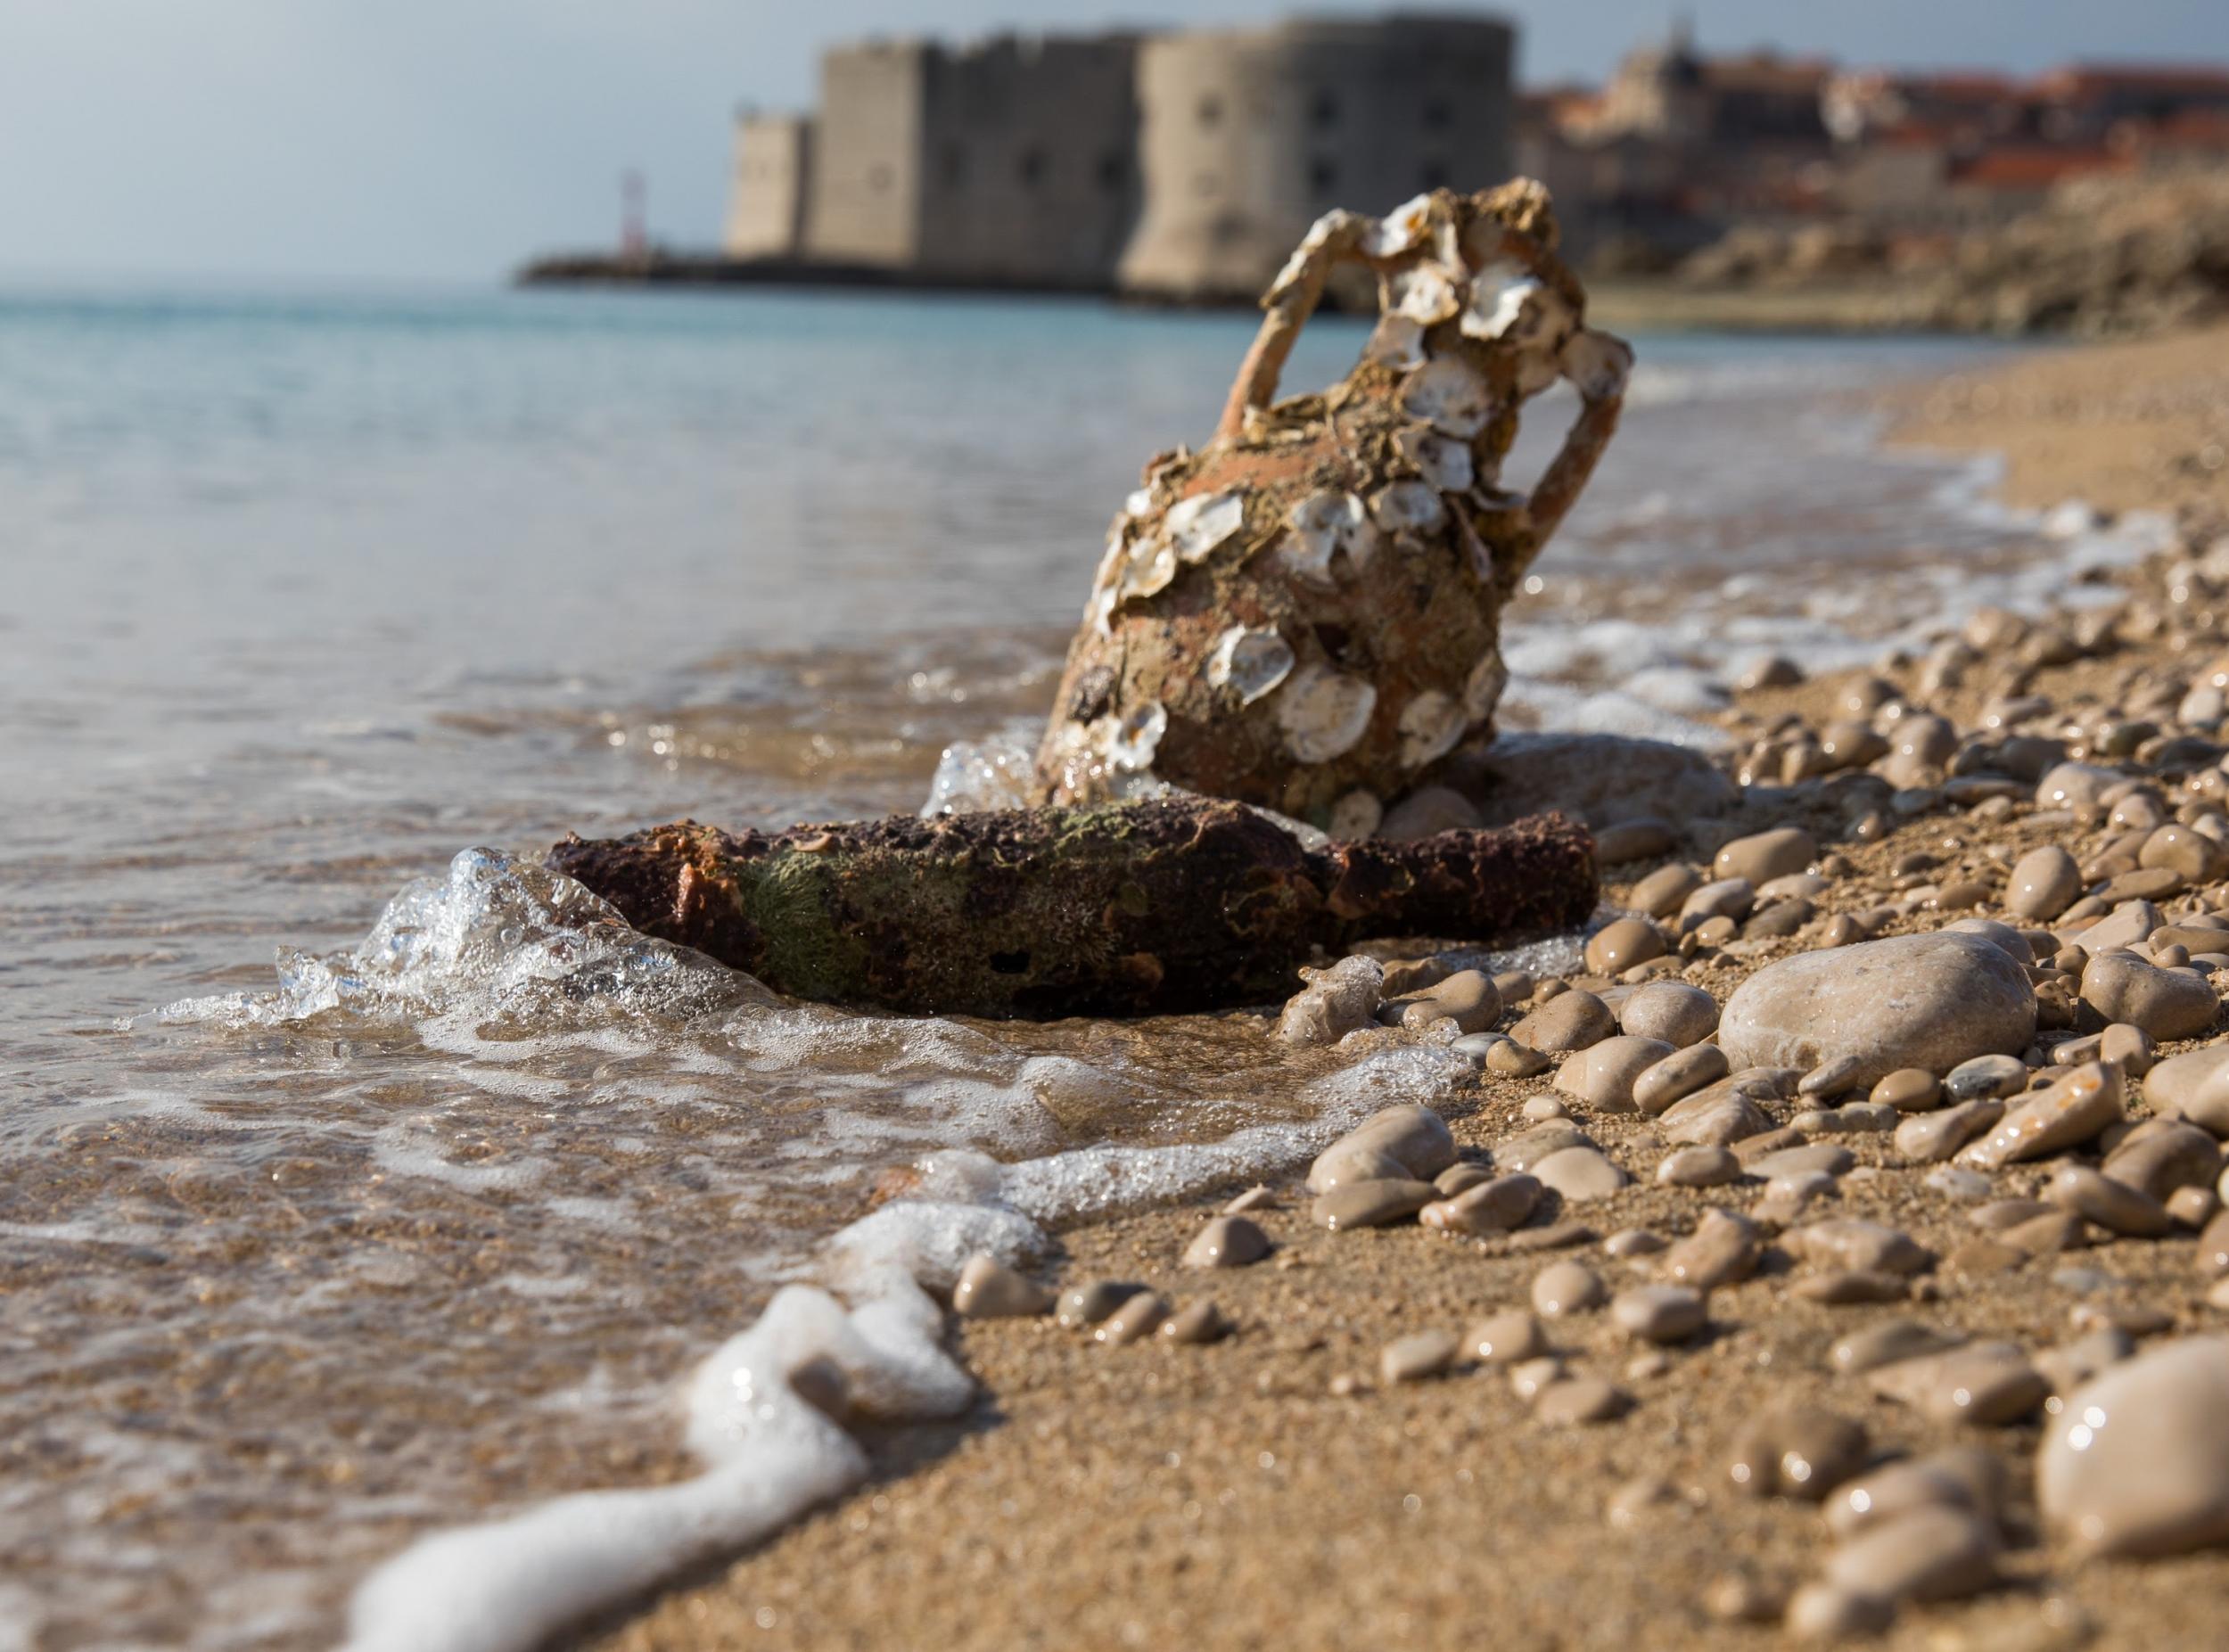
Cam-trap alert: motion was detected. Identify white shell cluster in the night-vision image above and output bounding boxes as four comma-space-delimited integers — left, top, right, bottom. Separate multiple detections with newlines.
1399, 357, 1493, 440
1360, 194, 1434, 259
1396, 690, 1468, 769
1369, 480, 1448, 536
1362, 314, 1428, 370
1328, 789, 1384, 838
1107, 700, 1169, 771
1165, 490, 1247, 563
1276, 664, 1378, 763
1280, 489, 1381, 585
1086, 477, 1254, 636
1394, 424, 1475, 493
1390, 263, 1461, 326
1460, 259, 1567, 348
1560, 328, 1634, 400
1207, 625, 1297, 705
1463, 645, 1510, 723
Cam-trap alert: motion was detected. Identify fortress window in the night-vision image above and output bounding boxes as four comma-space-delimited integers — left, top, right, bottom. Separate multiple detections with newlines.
1019, 148, 1047, 187
1197, 94, 1223, 127
1310, 158, 1338, 195
1311, 91, 1339, 128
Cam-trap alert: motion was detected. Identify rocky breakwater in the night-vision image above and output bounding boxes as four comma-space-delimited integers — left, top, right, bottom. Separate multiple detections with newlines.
871, 502, 2229, 1648
1672, 173, 2229, 339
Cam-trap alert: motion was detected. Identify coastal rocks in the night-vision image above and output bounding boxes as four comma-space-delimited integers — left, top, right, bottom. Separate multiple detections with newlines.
1728, 1403, 1868, 1500
1659, 1072, 1784, 1147
1633, 1043, 1731, 1114
1531, 1259, 1607, 1317
1420, 1172, 1542, 1235
1789, 1219, 1931, 1277
1896, 1097, 2004, 1163
1313, 1179, 1437, 1230
1662, 1210, 1760, 1290
1834, 1319, 1965, 1377
1958, 1063, 2124, 1170
2046, 1165, 2170, 1237
1784, 1583, 1893, 1641
1467, 1310, 1549, 1364
1534, 1376, 1633, 1425
2080, 953, 2218, 1042
2103, 1121, 2220, 1199
1616, 981, 1719, 1048
1871, 1342, 2048, 1426
1612, 1285, 1706, 1343
1385, 968, 1500, 1033
1160, 1301, 1233, 1344
953, 1255, 1053, 1319
1583, 917, 1665, 976
1097, 1291, 1172, 1344
1871, 1069, 1945, 1113
1182, 1215, 1271, 1269
1057, 1281, 1142, 1327
2039, 1337, 2229, 1557
1554, 1035, 1674, 1112
1825, 1451, 2000, 1540
1718, 933, 2036, 1089
1943, 1054, 2027, 1103
2008, 844, 2083, 920
1308, 1105, 1455, 1192
1380, 1329, 1460, 1384
1509, 989, 1616, 1053
1657, 1146, 1741, 1188
2145, 1044, 2229, 1137
1630, 863, 1703, 919
1276, 955, 1384, 1047
1529, 1146, 1631, 1203
1822, 1506, 2000, 1606
1714, 826, 1816, 886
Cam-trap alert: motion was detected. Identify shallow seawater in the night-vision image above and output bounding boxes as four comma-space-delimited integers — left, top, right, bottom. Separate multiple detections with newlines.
0, 284, 2152, 1646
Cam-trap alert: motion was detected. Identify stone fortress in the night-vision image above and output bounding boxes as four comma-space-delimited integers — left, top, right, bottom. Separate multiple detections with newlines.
725, 15, 1516, 300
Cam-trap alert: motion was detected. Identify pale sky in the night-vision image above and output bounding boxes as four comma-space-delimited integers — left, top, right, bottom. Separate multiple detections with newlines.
0, 0, 2217, 285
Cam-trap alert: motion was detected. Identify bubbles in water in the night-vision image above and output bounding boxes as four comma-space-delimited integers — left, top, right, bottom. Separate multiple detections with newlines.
147, 847, 761, 1033
920, 725, 1039, 816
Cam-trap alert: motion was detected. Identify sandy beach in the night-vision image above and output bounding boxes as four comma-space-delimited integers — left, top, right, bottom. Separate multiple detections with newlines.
1887, 324, 2229, 518
572, 326, 2229, 1651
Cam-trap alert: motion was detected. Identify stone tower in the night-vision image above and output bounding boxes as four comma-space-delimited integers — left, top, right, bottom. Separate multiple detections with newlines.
1119, 16, 1517, 300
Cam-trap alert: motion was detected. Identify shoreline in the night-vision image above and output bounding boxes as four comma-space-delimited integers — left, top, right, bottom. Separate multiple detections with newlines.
476, 327, 2229, 1648
514, 252, 2122, 341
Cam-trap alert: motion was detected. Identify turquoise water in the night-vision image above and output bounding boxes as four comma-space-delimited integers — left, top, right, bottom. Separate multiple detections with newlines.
0, 284, 2052, 1647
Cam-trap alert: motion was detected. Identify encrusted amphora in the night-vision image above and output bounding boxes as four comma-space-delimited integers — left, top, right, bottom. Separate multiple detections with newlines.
1032, 180, 1631, 833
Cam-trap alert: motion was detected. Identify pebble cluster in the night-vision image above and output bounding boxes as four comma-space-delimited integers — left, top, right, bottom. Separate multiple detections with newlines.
937, 510, 2229, 1640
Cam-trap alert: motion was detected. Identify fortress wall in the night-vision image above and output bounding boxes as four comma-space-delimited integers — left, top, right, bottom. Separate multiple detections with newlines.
913, 36, 1140, 284
803, 43, 929, 266
724, 114, 814, 258
1120, 18, 1516, 299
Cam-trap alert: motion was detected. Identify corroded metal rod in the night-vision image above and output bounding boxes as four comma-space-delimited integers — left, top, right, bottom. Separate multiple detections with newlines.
548, 799, 1593, 1018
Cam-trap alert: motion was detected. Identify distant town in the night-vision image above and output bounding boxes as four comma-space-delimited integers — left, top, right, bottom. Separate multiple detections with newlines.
522, 14, 2229, 325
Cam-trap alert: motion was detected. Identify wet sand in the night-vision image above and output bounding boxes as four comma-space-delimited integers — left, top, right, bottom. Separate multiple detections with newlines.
580, 328, 2229, 1651
1886, 323, 2229, 518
